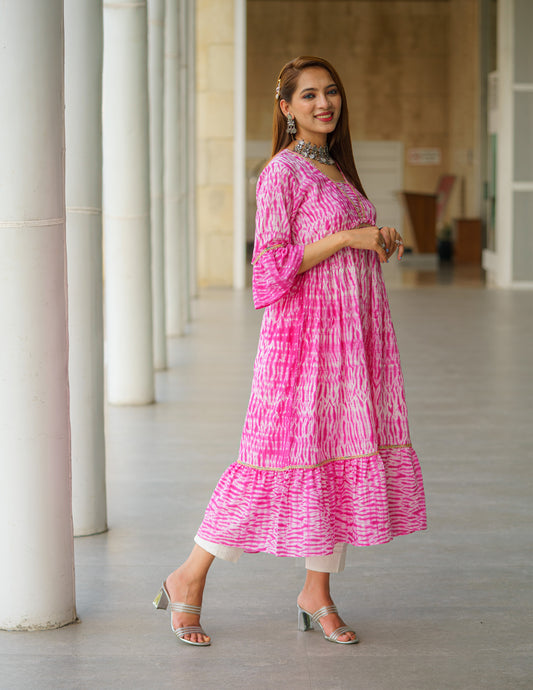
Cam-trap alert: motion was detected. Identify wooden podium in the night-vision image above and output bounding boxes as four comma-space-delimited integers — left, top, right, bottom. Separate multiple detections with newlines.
402, 192, 437, 253
454, 218, 482, 264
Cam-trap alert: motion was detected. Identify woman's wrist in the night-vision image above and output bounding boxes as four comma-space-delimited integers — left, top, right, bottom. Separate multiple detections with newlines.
335, 230, 351, 250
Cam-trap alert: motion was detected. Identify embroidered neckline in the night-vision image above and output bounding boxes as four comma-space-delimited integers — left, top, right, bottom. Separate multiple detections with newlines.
284, 148, 349, 187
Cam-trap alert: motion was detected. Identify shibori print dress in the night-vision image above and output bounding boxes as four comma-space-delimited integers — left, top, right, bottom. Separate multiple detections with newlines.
196, 148, 427, 557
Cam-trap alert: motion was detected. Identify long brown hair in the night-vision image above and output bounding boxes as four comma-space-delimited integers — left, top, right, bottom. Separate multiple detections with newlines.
272, 56, 367, 198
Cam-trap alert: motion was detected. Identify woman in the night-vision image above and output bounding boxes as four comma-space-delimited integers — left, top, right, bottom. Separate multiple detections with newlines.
154, 56, 427, 646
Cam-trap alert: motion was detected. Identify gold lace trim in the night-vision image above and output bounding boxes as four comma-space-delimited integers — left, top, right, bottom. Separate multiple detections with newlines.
237, 443, 412, 472
252, 243, 285, 265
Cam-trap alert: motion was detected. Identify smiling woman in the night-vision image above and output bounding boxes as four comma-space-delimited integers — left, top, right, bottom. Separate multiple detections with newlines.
155, 56, 426, 650
280, 68, 341, 140
272, 56, 366, 195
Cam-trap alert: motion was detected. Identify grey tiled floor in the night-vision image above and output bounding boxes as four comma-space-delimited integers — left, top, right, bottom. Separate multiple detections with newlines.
1, 282, 532, 689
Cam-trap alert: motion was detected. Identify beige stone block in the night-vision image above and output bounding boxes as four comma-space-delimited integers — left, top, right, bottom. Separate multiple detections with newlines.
197, 235, 208, 285
196, 139, 209, 186
197, 184, 234, 235
198, 234, 234, 286
207, 44, 234, 92
196, 42, 208, 92
206, 139, 234, 185
198, 91, 234, 139
198, 138, 234, 188
197, 0, 234, 47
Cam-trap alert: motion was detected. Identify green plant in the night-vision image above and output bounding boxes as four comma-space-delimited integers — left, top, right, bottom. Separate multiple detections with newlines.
437, 223, 453, 241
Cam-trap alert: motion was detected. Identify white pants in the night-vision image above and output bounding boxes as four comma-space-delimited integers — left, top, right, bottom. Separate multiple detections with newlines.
194, 535, 347, 574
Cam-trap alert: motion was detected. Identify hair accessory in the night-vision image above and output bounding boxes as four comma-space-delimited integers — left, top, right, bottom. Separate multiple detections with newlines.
294, 139, 334, 165
275, 78, 281, 100
286, 113, 297, 136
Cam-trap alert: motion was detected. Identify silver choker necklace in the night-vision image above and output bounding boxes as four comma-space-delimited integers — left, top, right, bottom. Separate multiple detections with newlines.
294, 140, 334, 165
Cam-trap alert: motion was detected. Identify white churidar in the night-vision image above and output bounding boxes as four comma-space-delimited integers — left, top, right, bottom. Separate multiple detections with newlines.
148, 0, 167, 370
164, 0, 186, 335
233, 0, 247, 289
103, 0, 155, 404
0, 0, 76, 629
65, 0, 108, 536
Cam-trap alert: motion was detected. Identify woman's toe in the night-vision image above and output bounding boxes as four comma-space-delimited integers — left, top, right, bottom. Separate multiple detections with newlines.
340, 631, 356, 642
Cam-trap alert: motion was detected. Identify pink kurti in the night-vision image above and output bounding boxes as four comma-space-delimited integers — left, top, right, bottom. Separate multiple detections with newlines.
196, 149, 427, 557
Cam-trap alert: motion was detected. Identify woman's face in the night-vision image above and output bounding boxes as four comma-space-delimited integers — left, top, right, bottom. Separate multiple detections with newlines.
281, 67, 342, 145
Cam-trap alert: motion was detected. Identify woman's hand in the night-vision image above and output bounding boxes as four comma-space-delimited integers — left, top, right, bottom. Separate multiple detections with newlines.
297, 224, 404, 274
342, 225, 404, 263
378, 225, 405, 260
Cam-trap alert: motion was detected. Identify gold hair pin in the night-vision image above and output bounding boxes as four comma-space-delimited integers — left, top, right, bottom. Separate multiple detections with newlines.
275, 78, 281, 100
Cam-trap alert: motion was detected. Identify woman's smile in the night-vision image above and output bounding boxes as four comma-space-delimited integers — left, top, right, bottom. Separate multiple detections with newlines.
315, 111, 334, 122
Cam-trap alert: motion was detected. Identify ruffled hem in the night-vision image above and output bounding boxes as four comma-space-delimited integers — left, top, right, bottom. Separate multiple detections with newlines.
196, 447, 427, 558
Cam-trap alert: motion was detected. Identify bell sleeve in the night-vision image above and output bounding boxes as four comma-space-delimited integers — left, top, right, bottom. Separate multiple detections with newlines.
252, 161, 305, 310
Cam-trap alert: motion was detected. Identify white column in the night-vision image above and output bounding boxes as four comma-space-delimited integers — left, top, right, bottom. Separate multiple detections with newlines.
487, 0, 533, 288
233, 0, 247, 289
65, 0, 108, 536
493, 0, 514, 287
103, 0, 155, 404
164, 0, 186, 335
148, 0, 167, 370
0, 0, 76, 629
187, 0, 198, 299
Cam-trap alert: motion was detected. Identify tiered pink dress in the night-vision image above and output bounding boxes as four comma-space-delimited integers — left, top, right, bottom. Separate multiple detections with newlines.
196, 149, 427, 557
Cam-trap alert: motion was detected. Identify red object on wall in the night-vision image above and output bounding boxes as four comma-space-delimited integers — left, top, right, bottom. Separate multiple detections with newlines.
435, 175, 456, 226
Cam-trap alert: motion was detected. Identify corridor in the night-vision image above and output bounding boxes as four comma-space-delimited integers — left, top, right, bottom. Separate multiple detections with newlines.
1, 283, 531, 689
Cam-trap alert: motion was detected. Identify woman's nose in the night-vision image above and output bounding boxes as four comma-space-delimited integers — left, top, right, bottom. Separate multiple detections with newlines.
317, 92, 330, 108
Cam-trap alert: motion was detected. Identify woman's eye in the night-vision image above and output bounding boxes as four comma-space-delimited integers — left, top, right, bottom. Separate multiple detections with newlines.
303, 93, 314, 99
328, 89, 338, 95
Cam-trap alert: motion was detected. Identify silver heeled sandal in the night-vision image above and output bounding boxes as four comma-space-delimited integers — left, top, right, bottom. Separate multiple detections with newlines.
153, 581, 211, 647
297, 604, 359, 645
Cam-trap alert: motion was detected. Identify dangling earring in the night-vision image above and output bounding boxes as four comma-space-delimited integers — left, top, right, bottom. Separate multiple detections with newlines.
286, 113, 297, 136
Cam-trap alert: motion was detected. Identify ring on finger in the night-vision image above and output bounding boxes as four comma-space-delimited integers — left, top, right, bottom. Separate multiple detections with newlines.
395, 239, 403, 245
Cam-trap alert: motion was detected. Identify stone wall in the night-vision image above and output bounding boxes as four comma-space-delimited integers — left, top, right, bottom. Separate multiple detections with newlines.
448, 0, 481, 219
196, 0, 235, 286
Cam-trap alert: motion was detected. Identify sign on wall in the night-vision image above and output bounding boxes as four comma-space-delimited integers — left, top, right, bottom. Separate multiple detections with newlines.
407, 148, 442, 165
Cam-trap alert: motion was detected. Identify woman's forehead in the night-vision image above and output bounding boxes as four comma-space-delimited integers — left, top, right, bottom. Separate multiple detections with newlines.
296, 66, 335, 90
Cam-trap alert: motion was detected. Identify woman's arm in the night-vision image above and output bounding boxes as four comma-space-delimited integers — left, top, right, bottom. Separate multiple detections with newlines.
297, 225, 400, 274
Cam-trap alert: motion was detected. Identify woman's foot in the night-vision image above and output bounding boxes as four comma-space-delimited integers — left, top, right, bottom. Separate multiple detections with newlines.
165, 545, 214, 645
297, 591, 356, 643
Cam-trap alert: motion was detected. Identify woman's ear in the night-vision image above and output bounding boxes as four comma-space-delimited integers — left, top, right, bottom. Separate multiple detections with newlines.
279, 99, 290, 117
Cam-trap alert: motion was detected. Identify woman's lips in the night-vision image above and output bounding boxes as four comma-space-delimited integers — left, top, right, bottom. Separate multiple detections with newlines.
315, 112, 334, 122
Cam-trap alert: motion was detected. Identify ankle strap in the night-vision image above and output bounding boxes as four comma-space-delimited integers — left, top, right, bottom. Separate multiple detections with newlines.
311, 604, 338, 622
170, 602, 202, 615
